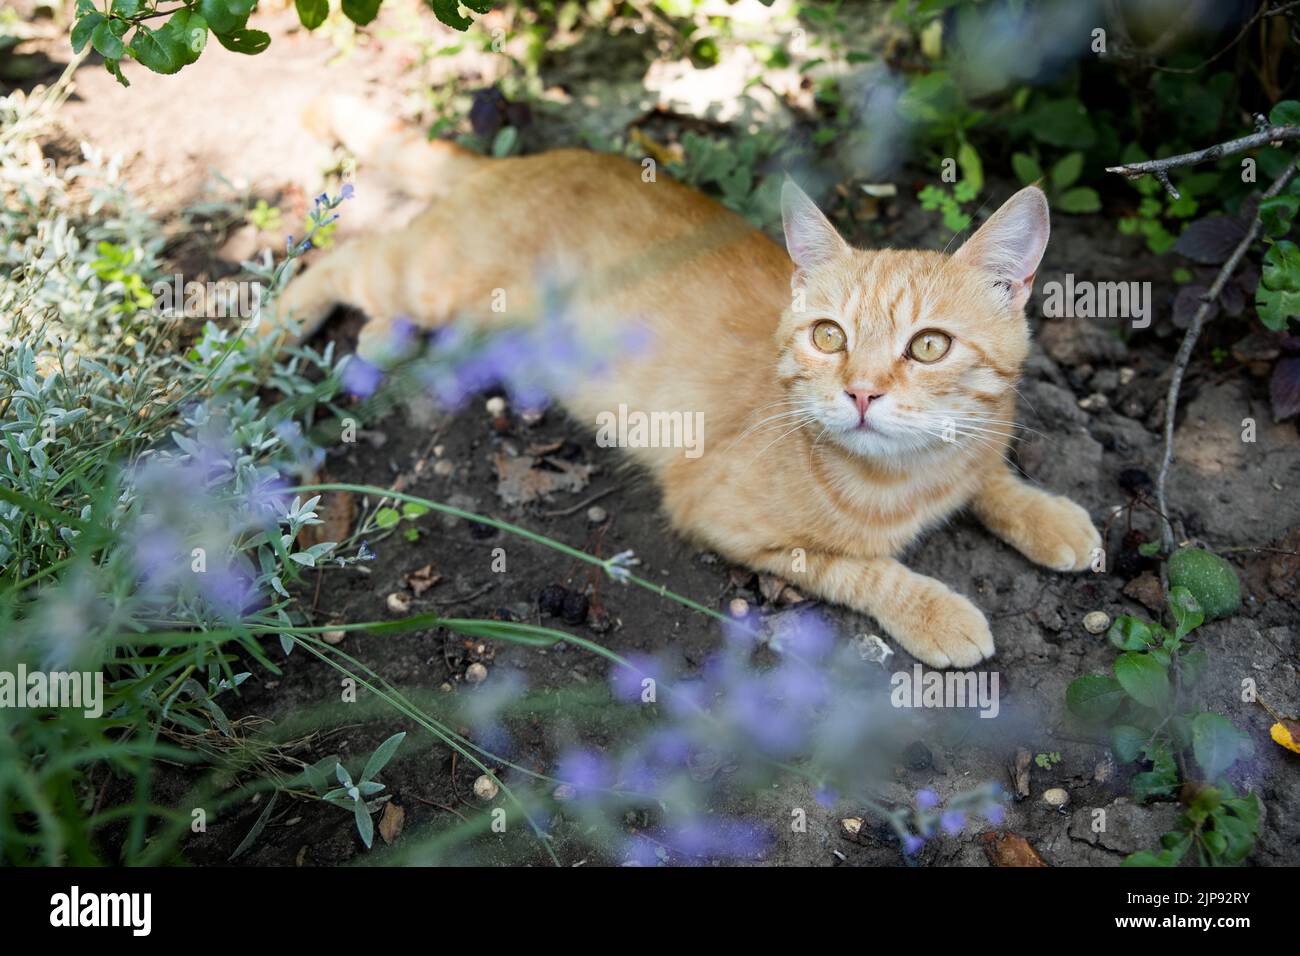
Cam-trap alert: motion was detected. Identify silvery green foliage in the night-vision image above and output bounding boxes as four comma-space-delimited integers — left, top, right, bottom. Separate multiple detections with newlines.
1, 82, 350, 685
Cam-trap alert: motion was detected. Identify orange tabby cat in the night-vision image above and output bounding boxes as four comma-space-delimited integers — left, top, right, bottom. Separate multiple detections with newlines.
269, 96, 1101, 668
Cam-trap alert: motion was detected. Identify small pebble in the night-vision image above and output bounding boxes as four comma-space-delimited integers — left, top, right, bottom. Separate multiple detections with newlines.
472, 774, 499, 801
386, 592, 411, 614
485, 396, 507, 417
1118, 367, 1136, 386
553, 783, 577, 802
728, 597, 750, 618
433, 460, 454, 477
465, 662, 488, 684
322, 629, 346, 645
1083, 611, 1111, 634
841, 817, 864, 837
1043, 787, 1070, 808
586, 505, 608, 524
1078, 392, 1109, 411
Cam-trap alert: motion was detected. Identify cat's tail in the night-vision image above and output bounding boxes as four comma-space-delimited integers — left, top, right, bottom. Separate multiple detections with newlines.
301, 94, 487, 202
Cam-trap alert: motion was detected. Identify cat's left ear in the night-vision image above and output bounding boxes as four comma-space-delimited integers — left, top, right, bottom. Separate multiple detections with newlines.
781, 176, 850, 286
953, 186, 1050, 310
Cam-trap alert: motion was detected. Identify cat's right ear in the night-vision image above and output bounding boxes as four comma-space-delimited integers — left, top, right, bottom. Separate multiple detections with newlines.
781, 177, 850, 286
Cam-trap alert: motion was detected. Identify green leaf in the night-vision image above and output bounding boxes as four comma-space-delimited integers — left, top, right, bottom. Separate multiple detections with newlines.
427, 0, 473, 29
1110, 724, 1146, 763
71, 12, 105, 54
215, 28, 270, 54
90, 19, 125, 60
198, 0, 252, 35
295, 0, 329, 28
104, 56, 129, 87
361, 731, 406, 782
400, 502, 429, 519
354, 798, 374, 848
1056, 187, 1101, 214
1066, 675, 1126, 721
956, 139, 983, 194
1191, 713, 1250, 781
1010, 152, 1042, 186
1050, 151, 1084, 190
1114, 652, 1169, 710
1260, 195, 1299, 238
111, 0, 142, 14
1168, 586, 1203, 641
342, 0, 382, 24
1108, 616, 1154, 651
375, 506, 401, 529
1132, 745, 1178, 803
491, 125, 519, 158
1268, 99, 1300, 127
159, 9, 207, 65
128, 24, 183, 74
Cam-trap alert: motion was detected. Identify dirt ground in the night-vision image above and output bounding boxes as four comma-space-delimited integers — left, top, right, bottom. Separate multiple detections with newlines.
27, 6, 1300, 866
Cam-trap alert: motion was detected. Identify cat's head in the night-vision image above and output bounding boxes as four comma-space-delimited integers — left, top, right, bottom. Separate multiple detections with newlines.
774, 179, 1047, 462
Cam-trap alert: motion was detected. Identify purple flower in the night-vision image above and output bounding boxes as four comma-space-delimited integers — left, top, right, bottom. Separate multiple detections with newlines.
916, 789, 939, 810
340, 183, 355, 200
554, 749, 610, 798
983, 803, 1006, 826
609, 653, 664, 704
902, 833, 924, 855
341, 355, 384, 398
940, 810, 966, 835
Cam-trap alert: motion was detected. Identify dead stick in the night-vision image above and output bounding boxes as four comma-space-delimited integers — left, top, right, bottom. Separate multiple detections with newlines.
1106, 125, 1300, 199
1150, 153, 1299, 552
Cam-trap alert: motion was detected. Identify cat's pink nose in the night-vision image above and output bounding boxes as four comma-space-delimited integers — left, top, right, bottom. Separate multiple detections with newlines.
845, 388, 884, 418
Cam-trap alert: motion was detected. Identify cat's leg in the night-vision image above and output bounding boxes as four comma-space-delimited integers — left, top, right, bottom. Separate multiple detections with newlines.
263, 231, 423, 360
970, 465, 1101, 572
753, 550, 994, 668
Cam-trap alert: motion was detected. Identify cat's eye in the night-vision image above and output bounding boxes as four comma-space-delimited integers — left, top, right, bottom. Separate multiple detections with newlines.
811, 321, 847, 353
907, 330, 952, 363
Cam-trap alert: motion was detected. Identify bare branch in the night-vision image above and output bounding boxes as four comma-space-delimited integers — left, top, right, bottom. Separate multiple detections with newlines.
1105, 124, 1300, 199
1154, 152, 1300, 552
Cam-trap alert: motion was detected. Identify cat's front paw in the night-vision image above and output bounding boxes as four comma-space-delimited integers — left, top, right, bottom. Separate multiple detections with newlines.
1014, 494, 1102, 572
891, 584, 995, 669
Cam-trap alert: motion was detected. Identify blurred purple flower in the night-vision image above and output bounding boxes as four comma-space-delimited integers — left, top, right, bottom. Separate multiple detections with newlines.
341, 355, 384, 398
916, 789, 939, 810
940, 810, 966, 835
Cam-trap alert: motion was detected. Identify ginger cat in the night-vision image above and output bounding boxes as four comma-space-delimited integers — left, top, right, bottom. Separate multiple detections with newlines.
271, 96, 1101, 668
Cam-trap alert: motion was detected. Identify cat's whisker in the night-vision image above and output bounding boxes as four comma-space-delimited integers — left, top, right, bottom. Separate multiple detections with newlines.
747, 416, 820, 464
725, 405, 820, 451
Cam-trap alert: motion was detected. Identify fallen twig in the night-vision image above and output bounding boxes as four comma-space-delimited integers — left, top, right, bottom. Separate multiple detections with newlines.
1105, 124, 1300, 199
1143, 153, 1300, 551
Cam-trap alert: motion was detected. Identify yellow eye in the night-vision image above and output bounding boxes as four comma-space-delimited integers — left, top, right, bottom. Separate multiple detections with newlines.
811, 321, 847, 353
908, 330, 952, 363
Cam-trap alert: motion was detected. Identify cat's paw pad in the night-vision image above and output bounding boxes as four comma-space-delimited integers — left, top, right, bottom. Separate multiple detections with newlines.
894, 587, 995, 670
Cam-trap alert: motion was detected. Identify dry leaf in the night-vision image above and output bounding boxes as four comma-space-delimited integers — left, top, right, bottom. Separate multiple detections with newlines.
1010, 748, 1031, 800
978, 830, 1048, 867
404, 564, 442, 596
299, 487, 354, 549
494, 453, 591, 506
378, 802, 406, 845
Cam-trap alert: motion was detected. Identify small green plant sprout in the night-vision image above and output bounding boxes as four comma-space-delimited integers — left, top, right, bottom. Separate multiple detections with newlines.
1065, 587, 1259, 866
90, 240, 156, 313
375, 501, 430, 542
1034, 751, 1061, 770
308, 732, 407, 850
248, 198, 282, 233
918, 181, 976, 233
1010, 150, 1100, 214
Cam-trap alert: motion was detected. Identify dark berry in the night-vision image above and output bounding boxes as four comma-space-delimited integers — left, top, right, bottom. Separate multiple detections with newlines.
538, 584, 568, 617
